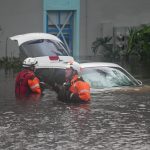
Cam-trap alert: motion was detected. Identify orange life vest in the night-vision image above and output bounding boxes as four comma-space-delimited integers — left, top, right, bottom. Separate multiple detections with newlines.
69, 75, 91, 101
28, 77, 41, 94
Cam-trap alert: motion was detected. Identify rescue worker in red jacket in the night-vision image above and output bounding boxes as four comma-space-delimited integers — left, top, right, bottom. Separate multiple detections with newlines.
58, 61, 91, 103
15, 57, 41, 100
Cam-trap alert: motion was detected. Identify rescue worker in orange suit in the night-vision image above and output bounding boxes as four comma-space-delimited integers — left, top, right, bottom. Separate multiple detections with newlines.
58, 62, 91, 103
15, 57, 41, 100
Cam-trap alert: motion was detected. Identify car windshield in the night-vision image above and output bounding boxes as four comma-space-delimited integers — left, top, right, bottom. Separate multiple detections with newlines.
81, 66, 138, 89
20, 39, 69, 57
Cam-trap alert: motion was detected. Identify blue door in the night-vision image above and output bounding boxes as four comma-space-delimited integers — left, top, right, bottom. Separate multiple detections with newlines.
46, 10, 74, 55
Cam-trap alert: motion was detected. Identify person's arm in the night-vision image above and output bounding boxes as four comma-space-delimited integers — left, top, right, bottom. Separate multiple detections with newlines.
27, 74, 41, 94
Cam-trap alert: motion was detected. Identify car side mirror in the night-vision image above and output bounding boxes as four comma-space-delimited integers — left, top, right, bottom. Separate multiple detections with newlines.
137, 79, 143, 86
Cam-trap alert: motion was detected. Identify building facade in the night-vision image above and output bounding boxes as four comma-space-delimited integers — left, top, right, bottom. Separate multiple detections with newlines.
0, 0, 150, 59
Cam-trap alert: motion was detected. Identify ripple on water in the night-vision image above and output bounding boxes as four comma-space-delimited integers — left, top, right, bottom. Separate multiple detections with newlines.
1, 71, 150, 149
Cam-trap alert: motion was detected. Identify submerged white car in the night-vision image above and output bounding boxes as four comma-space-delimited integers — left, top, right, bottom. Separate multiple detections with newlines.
10, 33, 75, 88
79, 62, 144, 92
80, 62, 150, 94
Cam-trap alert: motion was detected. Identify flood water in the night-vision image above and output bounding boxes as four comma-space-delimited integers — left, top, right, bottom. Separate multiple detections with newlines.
0, 68, 150, 150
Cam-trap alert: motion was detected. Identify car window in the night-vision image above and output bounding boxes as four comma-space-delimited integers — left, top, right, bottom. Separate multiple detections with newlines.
81, 67, 138, 89
56, 42, 70, 55
20, 39, 68, 57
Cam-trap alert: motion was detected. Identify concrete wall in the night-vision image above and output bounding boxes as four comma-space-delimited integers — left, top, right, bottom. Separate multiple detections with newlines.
80, 0, 150, 58
0, 0, 43, 57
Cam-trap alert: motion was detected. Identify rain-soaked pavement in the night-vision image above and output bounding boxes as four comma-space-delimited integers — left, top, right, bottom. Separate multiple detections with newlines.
0, 68, 150, 150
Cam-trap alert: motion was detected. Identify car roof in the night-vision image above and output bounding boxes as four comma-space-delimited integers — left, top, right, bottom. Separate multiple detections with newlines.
80, 62, 121, 68
10, 33, 62, 46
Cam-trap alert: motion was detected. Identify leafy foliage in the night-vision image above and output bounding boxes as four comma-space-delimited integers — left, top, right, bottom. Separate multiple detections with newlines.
0, 57, 22, 69
127, 24, 150, 62
91, 37, 112, 55
91, 24, 150, 63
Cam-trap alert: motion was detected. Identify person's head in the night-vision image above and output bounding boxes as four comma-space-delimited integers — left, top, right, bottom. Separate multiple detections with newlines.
65, 61, 81, 79
22, 57, 37, 71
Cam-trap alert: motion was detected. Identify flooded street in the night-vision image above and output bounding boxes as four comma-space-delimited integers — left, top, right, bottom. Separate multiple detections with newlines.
0, 69, 150, 150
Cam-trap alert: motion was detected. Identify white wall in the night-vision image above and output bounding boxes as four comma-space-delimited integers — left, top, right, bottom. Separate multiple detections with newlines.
0, 0, 43, 57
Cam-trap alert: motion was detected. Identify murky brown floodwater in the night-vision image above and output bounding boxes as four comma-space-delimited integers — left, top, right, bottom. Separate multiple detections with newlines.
0, 68, 150, 150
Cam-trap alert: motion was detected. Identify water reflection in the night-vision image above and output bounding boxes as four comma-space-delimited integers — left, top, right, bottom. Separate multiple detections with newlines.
0, 69, 150, 149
